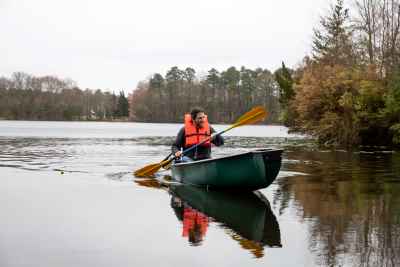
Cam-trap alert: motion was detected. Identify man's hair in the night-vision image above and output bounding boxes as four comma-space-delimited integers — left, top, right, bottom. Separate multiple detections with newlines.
190, 107, 205, 120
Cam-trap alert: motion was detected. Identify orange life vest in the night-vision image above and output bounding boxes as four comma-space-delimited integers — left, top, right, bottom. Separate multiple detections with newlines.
184, 114, 211, 148
182, 207, 209, 238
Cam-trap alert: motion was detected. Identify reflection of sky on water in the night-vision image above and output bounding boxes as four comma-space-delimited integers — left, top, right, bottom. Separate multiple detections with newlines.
0, 121, 307, 176
0, 121, 304, 138
0, 133, 308, 178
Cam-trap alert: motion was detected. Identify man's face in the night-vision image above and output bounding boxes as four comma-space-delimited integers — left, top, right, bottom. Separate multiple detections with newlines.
194, 112, 206, 128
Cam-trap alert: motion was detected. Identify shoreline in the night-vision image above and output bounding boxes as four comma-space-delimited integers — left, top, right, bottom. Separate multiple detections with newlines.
0, 118, 283, 126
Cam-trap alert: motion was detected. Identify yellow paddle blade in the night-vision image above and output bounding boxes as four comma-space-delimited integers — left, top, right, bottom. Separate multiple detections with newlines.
134, 158, 173, 177
235, 106, 266, 124
235, 109, 267, 126
134, 163, 162, 177
228, 106, 268, 130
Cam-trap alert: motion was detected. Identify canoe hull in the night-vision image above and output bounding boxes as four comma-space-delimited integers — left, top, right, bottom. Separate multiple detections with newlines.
171, 149, 283, 191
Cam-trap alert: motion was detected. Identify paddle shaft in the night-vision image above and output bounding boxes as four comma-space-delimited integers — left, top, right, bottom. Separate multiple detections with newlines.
134, 106, 266, 177
177, 112, 261, 159
162, 152, 173, 161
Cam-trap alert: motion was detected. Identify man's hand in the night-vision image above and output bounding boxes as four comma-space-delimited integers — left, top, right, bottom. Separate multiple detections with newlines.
175, 151, 182, 157
210, 133, 218, 141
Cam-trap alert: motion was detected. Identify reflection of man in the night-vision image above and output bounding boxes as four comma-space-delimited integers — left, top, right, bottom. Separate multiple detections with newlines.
182, 206, 208, 246
171, 107, 224, 162
170, 196, 209, 246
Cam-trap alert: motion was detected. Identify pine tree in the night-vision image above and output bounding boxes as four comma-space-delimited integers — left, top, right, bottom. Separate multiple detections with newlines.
116, 91, 129, 117
312, 0, 355, 66
275, 62, 294, 107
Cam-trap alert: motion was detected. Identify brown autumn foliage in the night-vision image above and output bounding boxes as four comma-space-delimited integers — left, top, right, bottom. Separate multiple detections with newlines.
282, 0, 400, 147
292, 63, 386, 146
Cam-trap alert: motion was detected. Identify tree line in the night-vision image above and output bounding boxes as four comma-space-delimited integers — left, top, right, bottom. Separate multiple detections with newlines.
129, 66, 281, 124
3, 0, 400, 148
0, 72, 129, 120
279, 0, 400, 147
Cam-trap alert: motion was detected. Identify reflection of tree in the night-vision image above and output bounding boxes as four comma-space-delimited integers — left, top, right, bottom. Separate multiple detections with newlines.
274, 149, 400, 266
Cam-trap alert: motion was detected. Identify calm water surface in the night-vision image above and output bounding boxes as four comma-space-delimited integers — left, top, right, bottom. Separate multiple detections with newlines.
0, 121, 399, 267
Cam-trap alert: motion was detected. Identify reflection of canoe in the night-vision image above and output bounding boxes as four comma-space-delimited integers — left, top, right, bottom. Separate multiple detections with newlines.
169, 184, 281, 249
171, 149, 283, 190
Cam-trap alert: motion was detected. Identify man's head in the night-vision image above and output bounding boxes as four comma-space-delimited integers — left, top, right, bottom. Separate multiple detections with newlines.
190, 107, 206, 128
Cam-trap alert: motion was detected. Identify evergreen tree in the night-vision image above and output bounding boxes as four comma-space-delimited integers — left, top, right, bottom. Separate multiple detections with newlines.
312, 0, 355, 66
275, 62, 294, 107
117, 91, 129, 117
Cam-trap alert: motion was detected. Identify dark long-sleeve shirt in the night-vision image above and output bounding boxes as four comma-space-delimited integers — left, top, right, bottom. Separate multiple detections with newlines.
171, 126, 224, 160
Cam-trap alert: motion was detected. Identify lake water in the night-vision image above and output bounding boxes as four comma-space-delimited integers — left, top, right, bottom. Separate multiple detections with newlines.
0, 121, 399, 267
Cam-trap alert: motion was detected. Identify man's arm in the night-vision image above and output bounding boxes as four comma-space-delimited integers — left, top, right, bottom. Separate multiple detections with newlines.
171, 127, 185, 154
210, 126, 224, 146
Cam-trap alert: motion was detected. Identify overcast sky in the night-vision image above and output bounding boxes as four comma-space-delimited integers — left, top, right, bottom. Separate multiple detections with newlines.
1, 0, 329, 92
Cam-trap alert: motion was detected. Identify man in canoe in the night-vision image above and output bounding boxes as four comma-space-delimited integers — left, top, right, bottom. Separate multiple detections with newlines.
172, 107, 224, 162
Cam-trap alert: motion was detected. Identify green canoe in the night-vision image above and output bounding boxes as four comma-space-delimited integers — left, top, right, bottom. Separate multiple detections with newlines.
171, 149, 283, 191
169, 184, 281, 249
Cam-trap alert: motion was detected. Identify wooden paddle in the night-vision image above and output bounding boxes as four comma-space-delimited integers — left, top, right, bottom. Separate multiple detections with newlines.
134, 106, 268, 178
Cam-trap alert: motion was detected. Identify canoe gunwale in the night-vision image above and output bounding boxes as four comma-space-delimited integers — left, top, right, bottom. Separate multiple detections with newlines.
173, 148, 283, 167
